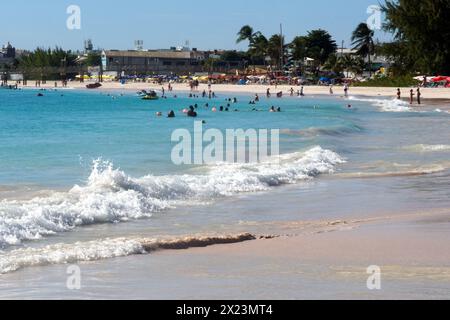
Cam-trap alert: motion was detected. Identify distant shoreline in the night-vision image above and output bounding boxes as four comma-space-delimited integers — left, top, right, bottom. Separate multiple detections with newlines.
14, 81, 450, 101
12, 81, 450, 111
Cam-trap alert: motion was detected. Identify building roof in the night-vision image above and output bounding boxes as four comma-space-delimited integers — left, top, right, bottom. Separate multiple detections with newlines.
103, 50, 196, 59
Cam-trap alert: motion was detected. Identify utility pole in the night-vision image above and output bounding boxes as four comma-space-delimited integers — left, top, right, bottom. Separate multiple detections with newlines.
280, 23, 284, 72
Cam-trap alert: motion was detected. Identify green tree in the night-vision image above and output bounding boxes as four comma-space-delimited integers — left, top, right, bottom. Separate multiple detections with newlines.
236, 25, 258, 46
290, 36, 308, 62
323, 54, 344, 74
267, 34, 285, 69
351, 23, 375, 76
85, 52, 102, 66
382, 0, 450, 74
302, 30, 337, 65
236, 25, 268, 68
249, 34, 269, 65
339, 55, 364, 78
18, 47, 77, 80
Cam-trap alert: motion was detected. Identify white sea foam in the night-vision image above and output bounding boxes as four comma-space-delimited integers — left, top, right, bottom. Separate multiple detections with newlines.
0, 238, 145, 274
0, 234, 256, 274
435, 109, 450, 114
349, 97, 413, 112
0, 147, 345, 247
403, 144, 450, 153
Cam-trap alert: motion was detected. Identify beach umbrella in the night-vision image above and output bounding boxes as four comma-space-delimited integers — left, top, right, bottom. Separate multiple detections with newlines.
431, 76, 449, 82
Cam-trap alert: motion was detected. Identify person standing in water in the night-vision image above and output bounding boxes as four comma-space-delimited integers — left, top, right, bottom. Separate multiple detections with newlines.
266, 88, 271, 98
417, 88, 422, 105
344, 84, 349, 97
409, 89, 414, 105
397, 88, 401, 100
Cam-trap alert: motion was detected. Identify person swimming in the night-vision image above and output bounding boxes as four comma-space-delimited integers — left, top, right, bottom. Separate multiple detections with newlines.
168, 110, 175, 118
187, 106, 197, 117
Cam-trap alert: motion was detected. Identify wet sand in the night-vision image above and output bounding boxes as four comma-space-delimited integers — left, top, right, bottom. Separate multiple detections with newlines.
1, 207, 449, 300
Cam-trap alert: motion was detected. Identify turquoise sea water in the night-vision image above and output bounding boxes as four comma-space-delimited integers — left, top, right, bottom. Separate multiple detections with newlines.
0, 88, 359, 187
1, 86, 450, 280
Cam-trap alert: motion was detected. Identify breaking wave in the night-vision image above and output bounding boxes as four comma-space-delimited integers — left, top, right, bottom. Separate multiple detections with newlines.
349, 97, 413, 112
0, 234, 257, 274
0, 147, 345, 248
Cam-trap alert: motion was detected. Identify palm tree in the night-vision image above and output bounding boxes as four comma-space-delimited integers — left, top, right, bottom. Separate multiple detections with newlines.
267, 34, 285, 70
351, 23, 375, 77
339, 55, 352, 78
323, 54, 343, 74
237, 25, 267, 72
237, 25, 258, 46
249, 34, 268, 64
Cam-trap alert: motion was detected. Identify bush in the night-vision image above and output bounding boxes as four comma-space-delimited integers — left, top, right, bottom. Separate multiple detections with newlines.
353, 75, 420, 87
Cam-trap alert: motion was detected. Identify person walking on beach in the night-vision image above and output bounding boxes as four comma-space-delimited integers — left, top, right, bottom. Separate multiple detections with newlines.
329, 85, 334, 95
290, 87, 294, 96
409, 89, 414, 105
344, 84, 349, 97
300, 86, 304, 97
417, 88, 422, 105
397, 88, 401, 100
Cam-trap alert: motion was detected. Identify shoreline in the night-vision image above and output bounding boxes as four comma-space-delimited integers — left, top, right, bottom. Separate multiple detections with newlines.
1, 207, 449, 299
15, 81, 450, 103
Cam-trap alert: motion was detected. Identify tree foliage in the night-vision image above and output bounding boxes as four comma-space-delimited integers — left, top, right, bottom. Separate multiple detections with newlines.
382, 0, 450, 74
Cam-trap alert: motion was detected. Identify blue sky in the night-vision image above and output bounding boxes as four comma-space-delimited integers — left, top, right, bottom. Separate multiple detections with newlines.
0, 0, 390, 51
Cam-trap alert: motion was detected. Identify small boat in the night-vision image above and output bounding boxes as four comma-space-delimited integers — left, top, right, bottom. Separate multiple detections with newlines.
86, 83, 102, 89
141, 90, 159, 100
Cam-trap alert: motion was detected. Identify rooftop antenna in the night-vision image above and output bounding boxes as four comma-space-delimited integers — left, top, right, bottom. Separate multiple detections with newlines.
134, 40, 144, 51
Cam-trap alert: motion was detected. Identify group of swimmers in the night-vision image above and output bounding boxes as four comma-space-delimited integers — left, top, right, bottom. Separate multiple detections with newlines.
154, 93, 285, 118
397, 88, 422, 105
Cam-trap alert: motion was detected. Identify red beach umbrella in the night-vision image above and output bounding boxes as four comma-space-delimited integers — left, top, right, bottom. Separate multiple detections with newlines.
431, 76, 448, 82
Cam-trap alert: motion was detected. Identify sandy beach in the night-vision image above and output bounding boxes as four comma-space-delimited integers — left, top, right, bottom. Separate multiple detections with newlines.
18, 81, 450, 102
2, 206, 449, 300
